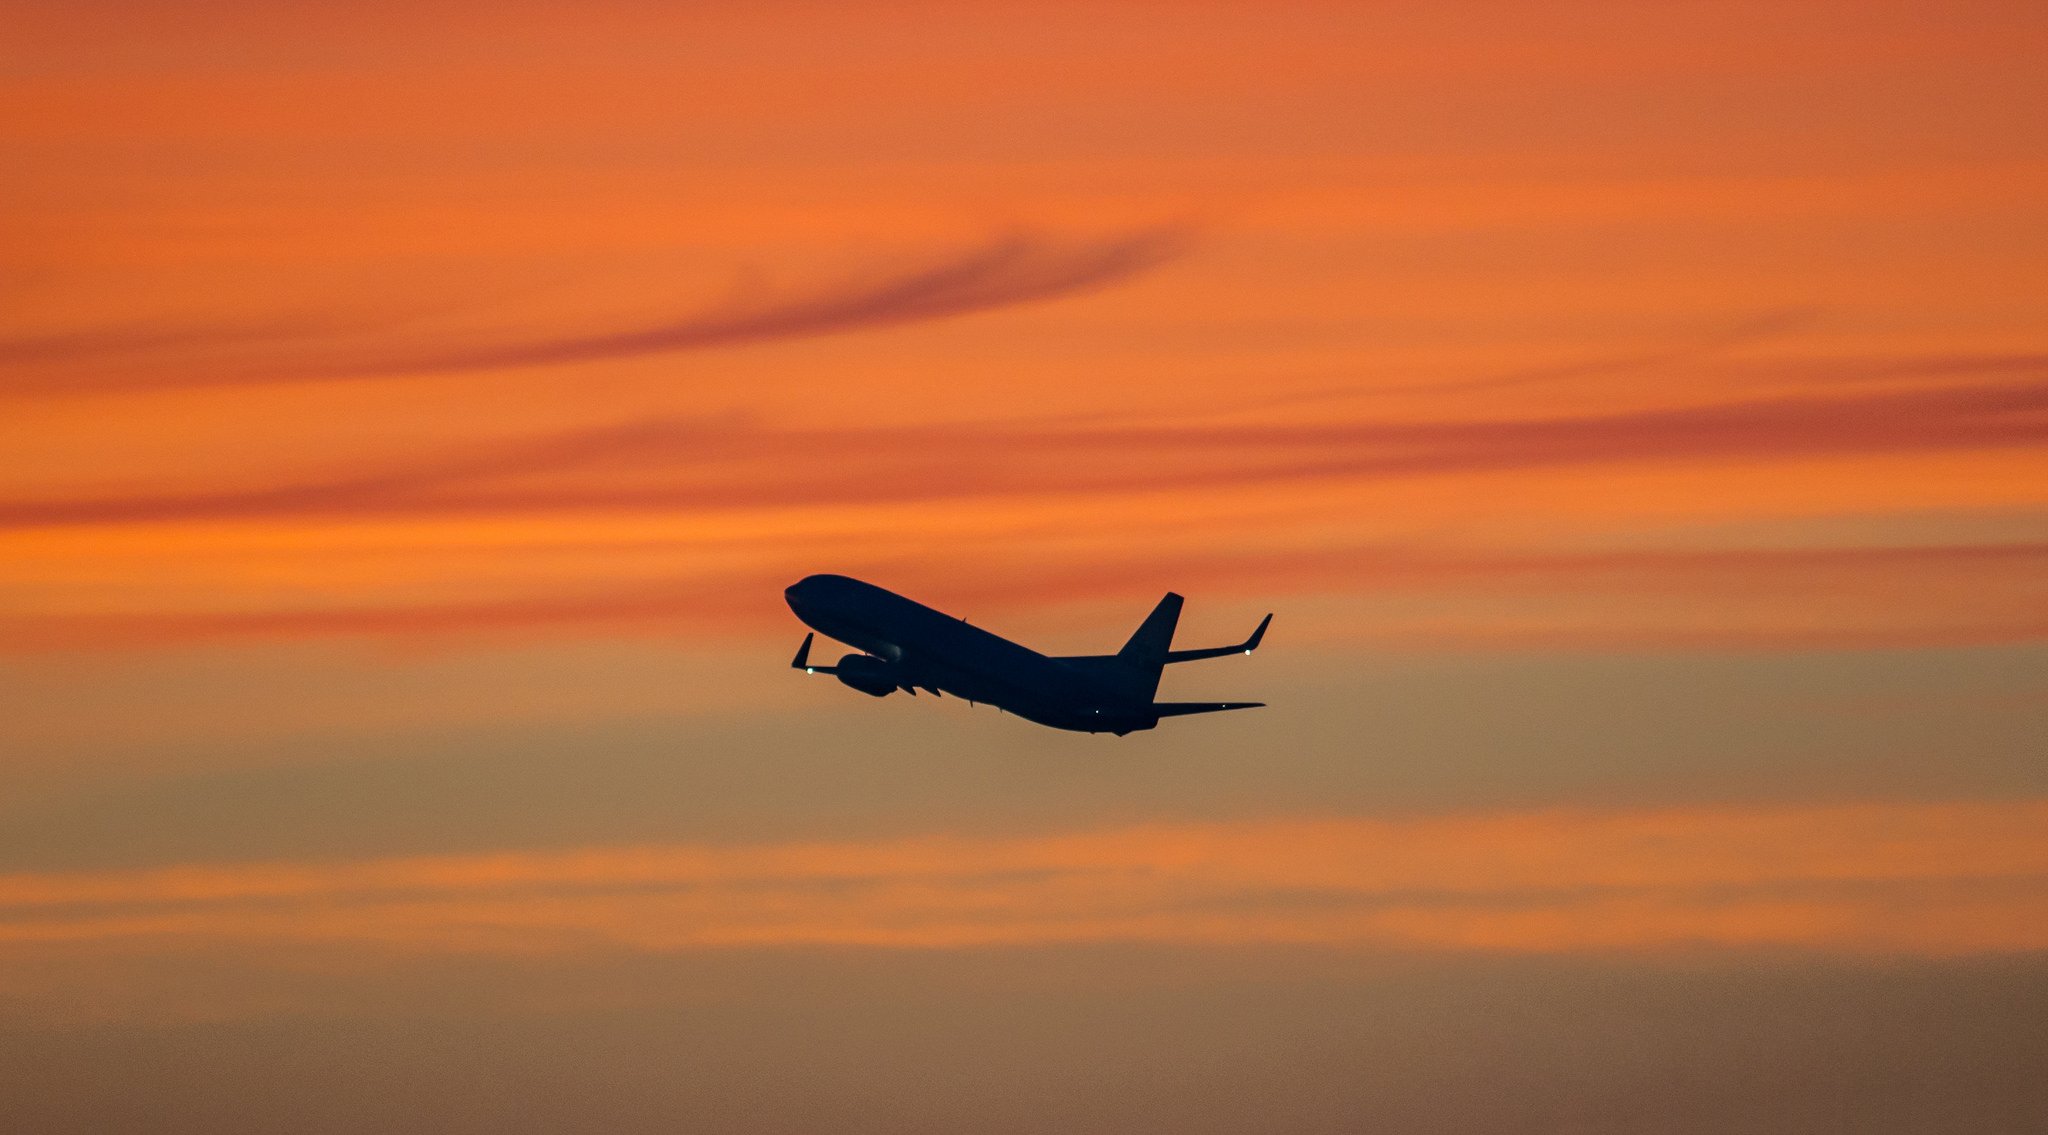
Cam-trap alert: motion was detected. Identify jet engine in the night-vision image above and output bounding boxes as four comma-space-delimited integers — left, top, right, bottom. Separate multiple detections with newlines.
833, 654, 898, 697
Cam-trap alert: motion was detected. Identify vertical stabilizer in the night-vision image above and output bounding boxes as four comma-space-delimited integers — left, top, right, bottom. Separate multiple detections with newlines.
1116, 593, 1183, 698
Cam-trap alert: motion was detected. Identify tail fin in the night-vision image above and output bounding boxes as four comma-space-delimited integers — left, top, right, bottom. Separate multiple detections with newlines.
1112, 592, 1182, 700
1118, 592, 1183, 666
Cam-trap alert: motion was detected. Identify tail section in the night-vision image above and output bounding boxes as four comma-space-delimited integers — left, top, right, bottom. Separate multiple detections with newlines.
1053, 592, 1270, 707
1114, 592, 1182, 698
1118, 591, 1183, 665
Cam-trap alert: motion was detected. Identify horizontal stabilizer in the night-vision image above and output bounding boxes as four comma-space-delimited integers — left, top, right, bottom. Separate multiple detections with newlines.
1149, 701, 1265, 718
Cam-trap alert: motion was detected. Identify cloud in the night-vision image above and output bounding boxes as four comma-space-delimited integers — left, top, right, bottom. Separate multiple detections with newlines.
0, 228, 1193, 394
2, 357, 2042, 654
0, 800, 2043, 957
0, 365, 2040, 529
1409, 307, 1822, 395
3, 539, 2041, 653
339, 227, 1192, 377
3, 353, 2037, 654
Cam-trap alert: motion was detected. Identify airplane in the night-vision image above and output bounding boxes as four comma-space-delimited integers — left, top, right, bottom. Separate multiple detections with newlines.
784, 573, 1269, 735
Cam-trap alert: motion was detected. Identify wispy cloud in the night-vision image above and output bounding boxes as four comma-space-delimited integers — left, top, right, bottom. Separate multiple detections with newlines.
1410, 307, 1821, 395
2, 364, 2039, 529
2, 800, 2043, 956
4, 540, 2041, 652
340, 227, 1193, 377
0, 228, 1193, 394
4, 354, 2042, 654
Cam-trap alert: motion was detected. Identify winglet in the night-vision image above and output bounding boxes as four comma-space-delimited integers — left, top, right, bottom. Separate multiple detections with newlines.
792, 632, 816, 671
1161, 611, 1274, 665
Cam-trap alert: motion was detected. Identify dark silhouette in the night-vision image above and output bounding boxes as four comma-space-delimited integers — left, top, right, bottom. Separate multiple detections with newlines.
785, 574, 1268, 735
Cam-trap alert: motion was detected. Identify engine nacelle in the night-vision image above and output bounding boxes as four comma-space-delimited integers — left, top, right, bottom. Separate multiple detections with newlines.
833, 653, 898, 697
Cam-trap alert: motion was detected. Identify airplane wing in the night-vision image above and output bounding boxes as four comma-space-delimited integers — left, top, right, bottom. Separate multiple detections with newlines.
1149, 701, 1265, 717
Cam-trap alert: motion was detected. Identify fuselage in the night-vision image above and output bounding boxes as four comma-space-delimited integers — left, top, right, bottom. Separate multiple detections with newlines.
782, 574, 1162, 733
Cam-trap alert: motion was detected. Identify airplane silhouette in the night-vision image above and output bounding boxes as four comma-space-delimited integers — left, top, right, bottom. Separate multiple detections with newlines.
784, 573, 1269, 735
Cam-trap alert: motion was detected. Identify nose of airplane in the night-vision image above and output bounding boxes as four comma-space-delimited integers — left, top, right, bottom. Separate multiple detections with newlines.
784, 574, 843, 613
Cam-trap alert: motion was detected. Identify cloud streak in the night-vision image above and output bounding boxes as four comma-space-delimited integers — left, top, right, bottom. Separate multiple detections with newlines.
4, 539, 2041, 652
346, 228, 1193, 377
4, 357, 2042, 654
1, 800, 2043, 957
1, 365, 2040, 530
1, 228, 1193, 394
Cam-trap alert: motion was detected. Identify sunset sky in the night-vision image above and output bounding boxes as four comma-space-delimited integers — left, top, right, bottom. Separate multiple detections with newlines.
3, 1, 2045, 1130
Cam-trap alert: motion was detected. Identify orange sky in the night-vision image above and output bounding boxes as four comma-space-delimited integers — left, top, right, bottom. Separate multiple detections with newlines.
1, 1, 2045, 1130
